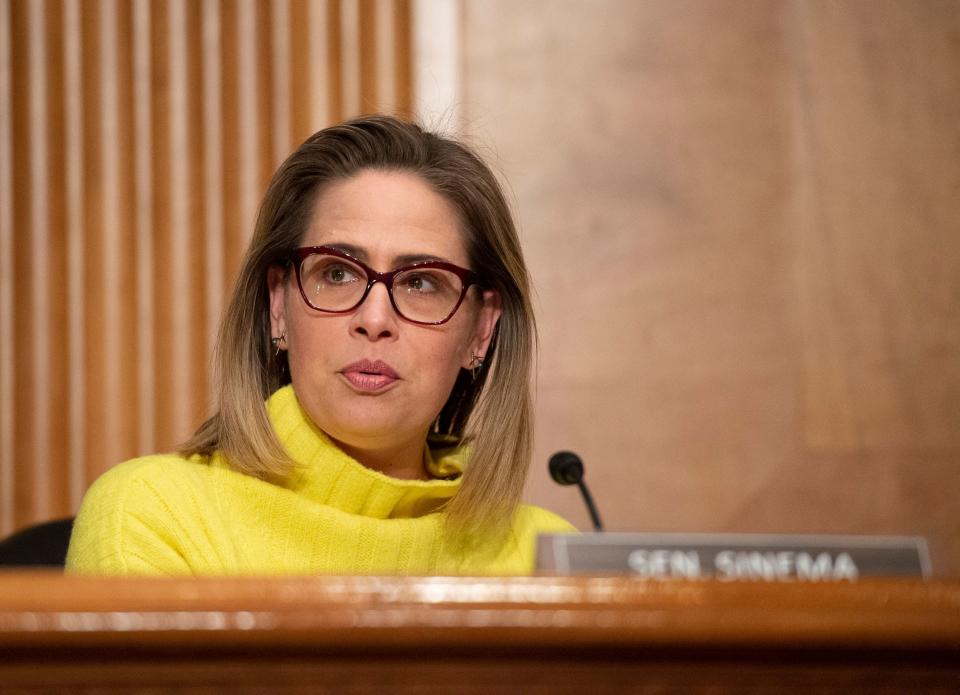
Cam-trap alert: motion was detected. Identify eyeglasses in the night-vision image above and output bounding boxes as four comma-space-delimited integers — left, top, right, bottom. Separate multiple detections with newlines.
288, 246, 481, 325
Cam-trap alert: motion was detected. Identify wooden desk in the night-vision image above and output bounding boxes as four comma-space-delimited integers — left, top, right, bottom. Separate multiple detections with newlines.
1, 573, 958, 693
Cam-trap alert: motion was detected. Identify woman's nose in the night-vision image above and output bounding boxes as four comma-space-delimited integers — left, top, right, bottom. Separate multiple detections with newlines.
349, 282, 398, 340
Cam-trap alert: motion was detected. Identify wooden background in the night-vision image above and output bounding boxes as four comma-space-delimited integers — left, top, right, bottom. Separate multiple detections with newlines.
458, 0, 960, 574
0, 0, 411, 530
3, 0, 959, 575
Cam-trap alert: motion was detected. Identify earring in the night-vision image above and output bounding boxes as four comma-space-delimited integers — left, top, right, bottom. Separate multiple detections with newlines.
271, 331, 286, 358
470, 350, 485, 379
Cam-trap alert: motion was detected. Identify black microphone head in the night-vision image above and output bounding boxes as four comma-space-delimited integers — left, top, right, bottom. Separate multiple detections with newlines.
549, 451, 584, 486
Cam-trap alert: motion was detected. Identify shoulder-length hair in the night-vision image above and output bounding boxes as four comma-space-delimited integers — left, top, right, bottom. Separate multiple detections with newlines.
181, 115, 536, 538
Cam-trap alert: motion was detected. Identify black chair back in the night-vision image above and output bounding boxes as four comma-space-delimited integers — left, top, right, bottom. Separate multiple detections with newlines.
0, 518, 74, 567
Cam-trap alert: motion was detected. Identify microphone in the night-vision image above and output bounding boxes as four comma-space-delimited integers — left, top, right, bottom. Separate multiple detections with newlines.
548, 451, 604, 532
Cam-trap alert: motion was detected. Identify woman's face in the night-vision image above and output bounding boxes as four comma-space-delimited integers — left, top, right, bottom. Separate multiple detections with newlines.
268, 169, 501, 461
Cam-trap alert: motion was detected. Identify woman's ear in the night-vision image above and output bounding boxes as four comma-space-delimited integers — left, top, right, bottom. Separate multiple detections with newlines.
463, 289, 502, 368
267, 265, 289, 340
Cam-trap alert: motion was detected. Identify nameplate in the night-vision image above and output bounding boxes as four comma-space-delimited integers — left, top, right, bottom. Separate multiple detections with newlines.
536, 533, 931, 581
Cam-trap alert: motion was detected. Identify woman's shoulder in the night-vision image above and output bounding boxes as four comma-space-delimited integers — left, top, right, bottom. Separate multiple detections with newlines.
67, 453, 228, 575
513, 503, 578, 535
79, 453, 222, 518
90, 452, 209, 488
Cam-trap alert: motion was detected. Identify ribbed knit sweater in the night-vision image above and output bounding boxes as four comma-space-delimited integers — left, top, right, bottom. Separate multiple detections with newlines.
65, 385, 574, 575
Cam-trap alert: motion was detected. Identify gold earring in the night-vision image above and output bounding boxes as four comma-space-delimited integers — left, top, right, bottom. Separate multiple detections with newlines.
271, 331, 286, 358
470, 350, 485, 379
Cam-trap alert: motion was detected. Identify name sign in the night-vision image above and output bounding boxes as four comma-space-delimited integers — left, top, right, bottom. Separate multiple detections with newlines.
536, 533, 931, 581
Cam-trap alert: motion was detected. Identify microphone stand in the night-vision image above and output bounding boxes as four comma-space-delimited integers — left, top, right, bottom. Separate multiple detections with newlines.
577, 479, 604, 533
548, 451, 605, 533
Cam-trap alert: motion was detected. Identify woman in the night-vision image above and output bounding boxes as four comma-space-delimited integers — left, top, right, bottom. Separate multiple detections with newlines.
66, 115, 573, 575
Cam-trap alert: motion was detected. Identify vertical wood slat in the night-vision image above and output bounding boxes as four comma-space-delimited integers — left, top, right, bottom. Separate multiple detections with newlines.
9, 0, 29, 528
365, 0, 410, 116
147, 0, 170, 463
236, 0, 259, 284
0, 0, 413, 536
202, 0, 223, 368
167, 0, 191, 440
0, 0, 13, 531
99, 0, 121, 476
325, 0, 343, 123
133, 0, 153, 457
289, 0, 314, 143
255, 0, 273, 192
270, 0, 290, 167
392, 0, 410, 117
79, 0, 103, 487
64, 0, 85, 511
27, 0, 50, 519
339, 0, 359, 117
186, 0, 208, 410
45, 0, 68, 514
359, 0, 376, 110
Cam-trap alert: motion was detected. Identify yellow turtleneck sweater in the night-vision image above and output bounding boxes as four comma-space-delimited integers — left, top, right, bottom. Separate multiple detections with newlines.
66, 385, 574, 575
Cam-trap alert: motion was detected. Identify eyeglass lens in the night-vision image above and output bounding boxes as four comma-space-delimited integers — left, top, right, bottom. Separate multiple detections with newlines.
299, 253, 465, 323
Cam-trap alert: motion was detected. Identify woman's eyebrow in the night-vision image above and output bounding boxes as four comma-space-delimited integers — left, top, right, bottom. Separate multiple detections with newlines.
323, 242, 452, 267
323, 242, 367, 259
393, 252, 451, 266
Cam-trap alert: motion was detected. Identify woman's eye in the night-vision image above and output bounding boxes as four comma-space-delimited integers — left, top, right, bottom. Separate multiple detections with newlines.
404, 273, 437, 293
325, 264, 359, 283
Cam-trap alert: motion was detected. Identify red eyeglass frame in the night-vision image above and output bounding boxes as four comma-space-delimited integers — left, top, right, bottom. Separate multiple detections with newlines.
288, 245, 482, 326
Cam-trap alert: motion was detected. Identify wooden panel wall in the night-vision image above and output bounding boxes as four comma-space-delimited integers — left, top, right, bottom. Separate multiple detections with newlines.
461, 1, 960, 573
0, 0, 412, 534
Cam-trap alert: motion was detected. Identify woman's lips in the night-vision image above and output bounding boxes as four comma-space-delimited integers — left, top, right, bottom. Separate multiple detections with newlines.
339, 359, 400, 392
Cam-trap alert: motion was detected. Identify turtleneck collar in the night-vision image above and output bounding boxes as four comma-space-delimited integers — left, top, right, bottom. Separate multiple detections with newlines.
264, 385, 465, 519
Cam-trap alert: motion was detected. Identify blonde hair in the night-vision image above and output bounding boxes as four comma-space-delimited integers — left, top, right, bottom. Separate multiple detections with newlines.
181, 115, 535, 538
